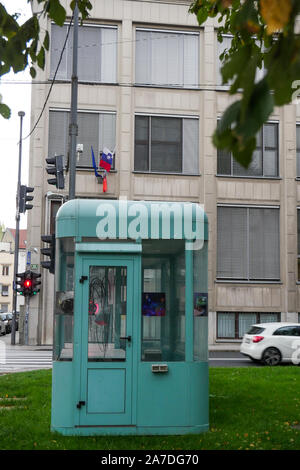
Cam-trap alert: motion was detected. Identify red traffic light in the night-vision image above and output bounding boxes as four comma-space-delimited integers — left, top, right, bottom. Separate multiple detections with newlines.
24, 280, 32, 288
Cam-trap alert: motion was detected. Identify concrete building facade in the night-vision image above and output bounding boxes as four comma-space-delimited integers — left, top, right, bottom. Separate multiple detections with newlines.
27, 0, 300, 346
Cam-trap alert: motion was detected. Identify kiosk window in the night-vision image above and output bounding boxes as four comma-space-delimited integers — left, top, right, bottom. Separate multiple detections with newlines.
54, 237, 75, 361
141, 240, 185, 362
87, 266, 127, 361
193, 241, 208, 361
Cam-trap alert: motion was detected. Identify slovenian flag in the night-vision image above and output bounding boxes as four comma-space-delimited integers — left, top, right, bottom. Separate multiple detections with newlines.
100, 147, 113, 172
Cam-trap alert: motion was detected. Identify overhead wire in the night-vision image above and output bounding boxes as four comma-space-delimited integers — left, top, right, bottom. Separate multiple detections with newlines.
1, 28, 228, 90
21, 12, 75, 142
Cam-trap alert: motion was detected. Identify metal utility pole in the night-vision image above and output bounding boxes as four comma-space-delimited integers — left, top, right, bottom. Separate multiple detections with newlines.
24, 295, 30, 345
11, 110, 25, 345
69, 1, 79, 200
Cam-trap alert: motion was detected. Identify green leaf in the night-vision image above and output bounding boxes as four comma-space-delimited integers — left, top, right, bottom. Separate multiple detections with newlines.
232, 0, 257, 30
216, 100, 241, 138
237, 79, 274, 140
48, 0, 66, 27
0, 102, 11, 119
29, 38, 38, 61
43, 30, 49, 51
30, 66, 36, 78
0, 4, 18, 39
232, 136, 256, 168
71, 0, 93, 19
36, 46, 45, 69
221, 44, 251, 84
20, 16, 39, 42
196, 8, 209, 25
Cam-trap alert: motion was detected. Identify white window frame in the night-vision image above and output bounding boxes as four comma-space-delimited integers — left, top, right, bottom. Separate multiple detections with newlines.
2, 265, 9, 276
134, 113, 199, 175
1, 285, 9, 297
216, 33, 267, 90
296, 124, 300, 178
48, 108, 117, 169
135, 27, 200, 89
217, 120, 279, 178
50, 22, 118, 83
217, 204, 281, 282
217, 311, 281, 340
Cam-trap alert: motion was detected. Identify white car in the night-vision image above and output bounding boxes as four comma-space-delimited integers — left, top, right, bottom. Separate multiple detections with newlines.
240, 322, 300, 366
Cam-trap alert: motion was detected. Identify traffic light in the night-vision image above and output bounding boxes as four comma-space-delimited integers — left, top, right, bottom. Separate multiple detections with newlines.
15, 271, 41, 297
41, 234, 55, 274
24, 271, 33, 296
16, 272, 26, 295
31, 272, 41, 295
19, 185, 34, 213
46, 155, 65, 189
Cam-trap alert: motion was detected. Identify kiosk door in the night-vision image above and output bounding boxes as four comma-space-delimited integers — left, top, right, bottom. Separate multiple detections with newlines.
78, 257, 135, 427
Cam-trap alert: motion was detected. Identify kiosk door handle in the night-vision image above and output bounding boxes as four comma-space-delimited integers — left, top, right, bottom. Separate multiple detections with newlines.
120, 335, 131, 343
76, 400, 86, 409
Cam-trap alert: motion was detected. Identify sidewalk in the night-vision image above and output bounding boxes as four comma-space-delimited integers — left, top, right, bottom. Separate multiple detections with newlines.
1, 333, 53, 351
1, 333, 241, 352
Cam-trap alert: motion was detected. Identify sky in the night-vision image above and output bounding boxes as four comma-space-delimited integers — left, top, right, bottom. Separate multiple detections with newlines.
0, 0, 32, 230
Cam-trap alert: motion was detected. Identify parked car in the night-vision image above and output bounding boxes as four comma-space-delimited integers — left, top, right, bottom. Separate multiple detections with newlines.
240, 322, 300, 366
6, 313, 16, 332
0, 315, 6, 336
0, 313, 10, 334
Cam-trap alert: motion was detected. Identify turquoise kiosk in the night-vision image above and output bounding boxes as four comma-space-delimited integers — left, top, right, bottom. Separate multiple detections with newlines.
51, 199, 209, 435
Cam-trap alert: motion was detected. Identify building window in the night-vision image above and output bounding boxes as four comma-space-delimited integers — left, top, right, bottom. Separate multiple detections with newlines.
297, 209, 300, 280
217, 35, 266, 88
217, 35, 233, 87
217, 206, 280, 281
297, 125, 300, 177
217, 312, 281, 339
217, 122, 279, 177
48, 110, 116, 169
1, 304, 8, 313
1, 285, 9, 297
135, 29, 199, 88
2, 266, 9, 276
134, 115, 199, 174
50, 24, 117, 83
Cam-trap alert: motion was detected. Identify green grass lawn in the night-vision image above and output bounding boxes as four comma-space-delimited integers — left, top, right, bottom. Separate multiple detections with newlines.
0, 367, 299, 450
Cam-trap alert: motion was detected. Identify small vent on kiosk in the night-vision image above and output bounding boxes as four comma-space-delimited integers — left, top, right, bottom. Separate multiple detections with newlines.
151, 364, 168, 373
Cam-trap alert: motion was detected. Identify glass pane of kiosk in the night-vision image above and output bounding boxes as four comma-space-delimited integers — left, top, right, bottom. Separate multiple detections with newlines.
54, 237, 75, 361
88, 266, 127, 361
141, 240, 185, 362
193, 240, 208, 361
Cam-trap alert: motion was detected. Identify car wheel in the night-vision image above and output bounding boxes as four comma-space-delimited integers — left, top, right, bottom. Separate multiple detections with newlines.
262, 347, 281, 366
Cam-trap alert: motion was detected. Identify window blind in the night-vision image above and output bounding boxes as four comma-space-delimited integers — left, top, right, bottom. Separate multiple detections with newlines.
297, 125, 300, 177
217, 206, 280, 280
48, 110, 116, 168
50, 24, 117, 83
135, 30, 199, 88
217, 207, 248, 279
217, 123, 278, 177
134, 115, 199, 174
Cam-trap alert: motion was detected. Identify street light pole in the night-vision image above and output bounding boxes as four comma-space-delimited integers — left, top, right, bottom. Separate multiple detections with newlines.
69, 1, 79, 200
11, 110, 25, 345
